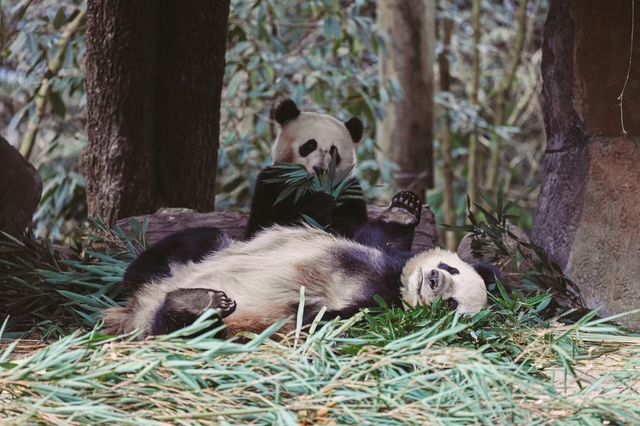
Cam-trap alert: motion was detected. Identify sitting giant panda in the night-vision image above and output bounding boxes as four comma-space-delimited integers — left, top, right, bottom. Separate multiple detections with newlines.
246, 98, 368, 239
106, 199, 497, 338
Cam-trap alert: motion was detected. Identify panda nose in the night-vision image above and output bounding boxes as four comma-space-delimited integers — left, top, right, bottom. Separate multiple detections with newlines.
313, 166, 326, 175
427, 270, 440, 290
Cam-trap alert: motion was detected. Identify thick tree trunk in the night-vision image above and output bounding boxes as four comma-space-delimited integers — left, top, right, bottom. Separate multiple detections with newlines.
534, 1, 640, 327
84, 0, 230, 224
155, 3, 228, 210
376, 0, 435, 200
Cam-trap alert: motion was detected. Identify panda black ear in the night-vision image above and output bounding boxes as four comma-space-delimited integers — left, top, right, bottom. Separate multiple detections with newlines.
473, 262, 503, 287
344, 117, 364, 143
273, 98, 301, 125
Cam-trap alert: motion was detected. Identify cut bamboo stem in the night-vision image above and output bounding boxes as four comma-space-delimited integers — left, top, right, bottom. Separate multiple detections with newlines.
484, 0, 529, 194
437, 11, 457, 251
466, 0, 481, 217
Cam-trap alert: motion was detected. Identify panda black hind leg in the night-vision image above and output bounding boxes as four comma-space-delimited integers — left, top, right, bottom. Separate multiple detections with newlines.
354, 191, 422, 252
152, 288, 237, 336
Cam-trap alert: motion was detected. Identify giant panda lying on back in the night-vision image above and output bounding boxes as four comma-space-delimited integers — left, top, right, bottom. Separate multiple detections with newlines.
106, 196, 498, 338
246, 98, 368, 238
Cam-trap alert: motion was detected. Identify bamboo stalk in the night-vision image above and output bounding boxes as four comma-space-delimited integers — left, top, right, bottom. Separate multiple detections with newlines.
484, 0, 529, 194
466, 0, 481, 217
437, 11, 457, 251
19, 9, 86, 160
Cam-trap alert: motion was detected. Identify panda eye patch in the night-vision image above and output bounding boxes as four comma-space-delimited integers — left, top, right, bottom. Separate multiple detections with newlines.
330, 145, 342, 165
299, 139, 318, 157
437, 262, 459, 275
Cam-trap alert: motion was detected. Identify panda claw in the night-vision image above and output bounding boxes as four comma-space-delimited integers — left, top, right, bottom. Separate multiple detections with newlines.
205, 290, 236, 318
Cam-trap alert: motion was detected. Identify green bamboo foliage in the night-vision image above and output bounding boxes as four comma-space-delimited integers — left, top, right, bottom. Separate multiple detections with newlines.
264, 156, 364, 208
0, 219, 143, 338
1, 308, 639, 424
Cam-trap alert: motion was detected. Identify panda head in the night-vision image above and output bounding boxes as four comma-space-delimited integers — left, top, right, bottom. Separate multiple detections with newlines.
271, 98, 364, 177
400, 248, 500, 314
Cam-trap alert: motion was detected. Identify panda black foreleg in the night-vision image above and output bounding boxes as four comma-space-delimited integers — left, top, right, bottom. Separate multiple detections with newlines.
122, 227, 231, 294
151, 288, 237, 336
354, 191, 423, 252
247, 168, 335, 237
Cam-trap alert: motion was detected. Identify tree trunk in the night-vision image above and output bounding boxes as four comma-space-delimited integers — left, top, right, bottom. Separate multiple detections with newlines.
376, 0, 435, 200
534, 0, 640, 327
84, 0, 230, 224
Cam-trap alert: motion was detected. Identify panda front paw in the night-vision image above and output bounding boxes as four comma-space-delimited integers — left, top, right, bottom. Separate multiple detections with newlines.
217, 293, 237, 318
379, 191, 423, 226
205, 290, 237, 318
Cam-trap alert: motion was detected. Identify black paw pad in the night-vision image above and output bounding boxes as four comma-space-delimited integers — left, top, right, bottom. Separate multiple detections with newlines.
390, 191, 422, 222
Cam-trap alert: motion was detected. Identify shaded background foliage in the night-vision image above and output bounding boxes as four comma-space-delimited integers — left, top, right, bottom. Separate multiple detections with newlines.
0, 0, 547, 242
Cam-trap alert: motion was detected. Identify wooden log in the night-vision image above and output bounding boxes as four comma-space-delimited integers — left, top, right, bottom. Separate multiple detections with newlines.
116, 204, 439, 252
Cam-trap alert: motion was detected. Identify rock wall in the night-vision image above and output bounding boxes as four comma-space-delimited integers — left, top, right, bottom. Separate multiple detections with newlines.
534, 1, 640, 326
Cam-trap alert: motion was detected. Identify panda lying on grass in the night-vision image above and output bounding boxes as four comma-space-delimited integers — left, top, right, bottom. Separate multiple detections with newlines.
105, 193, 498, 338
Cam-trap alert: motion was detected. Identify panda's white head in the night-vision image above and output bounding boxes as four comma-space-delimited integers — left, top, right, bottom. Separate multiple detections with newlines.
401, 248, 499, 314
271, 99, 364, 177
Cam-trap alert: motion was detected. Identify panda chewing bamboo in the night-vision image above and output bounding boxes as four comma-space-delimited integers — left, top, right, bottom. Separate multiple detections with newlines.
246, 98, 369, 238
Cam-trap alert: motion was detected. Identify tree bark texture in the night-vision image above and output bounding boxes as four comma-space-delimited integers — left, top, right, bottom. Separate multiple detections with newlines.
84, 0, 230, 224
116, 204, 439, 253
534, 0, 640, 327
377, 0, 435, 200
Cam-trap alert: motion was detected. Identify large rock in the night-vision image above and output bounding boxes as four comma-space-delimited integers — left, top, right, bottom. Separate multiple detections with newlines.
0, 136, 42, 236
534, 1, 640, 327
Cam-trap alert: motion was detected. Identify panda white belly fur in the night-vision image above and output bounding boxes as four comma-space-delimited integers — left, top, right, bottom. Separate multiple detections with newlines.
128, 226, 385, 336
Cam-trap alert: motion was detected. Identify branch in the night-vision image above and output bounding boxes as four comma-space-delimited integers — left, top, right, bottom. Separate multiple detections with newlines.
19, 8, 86, 160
